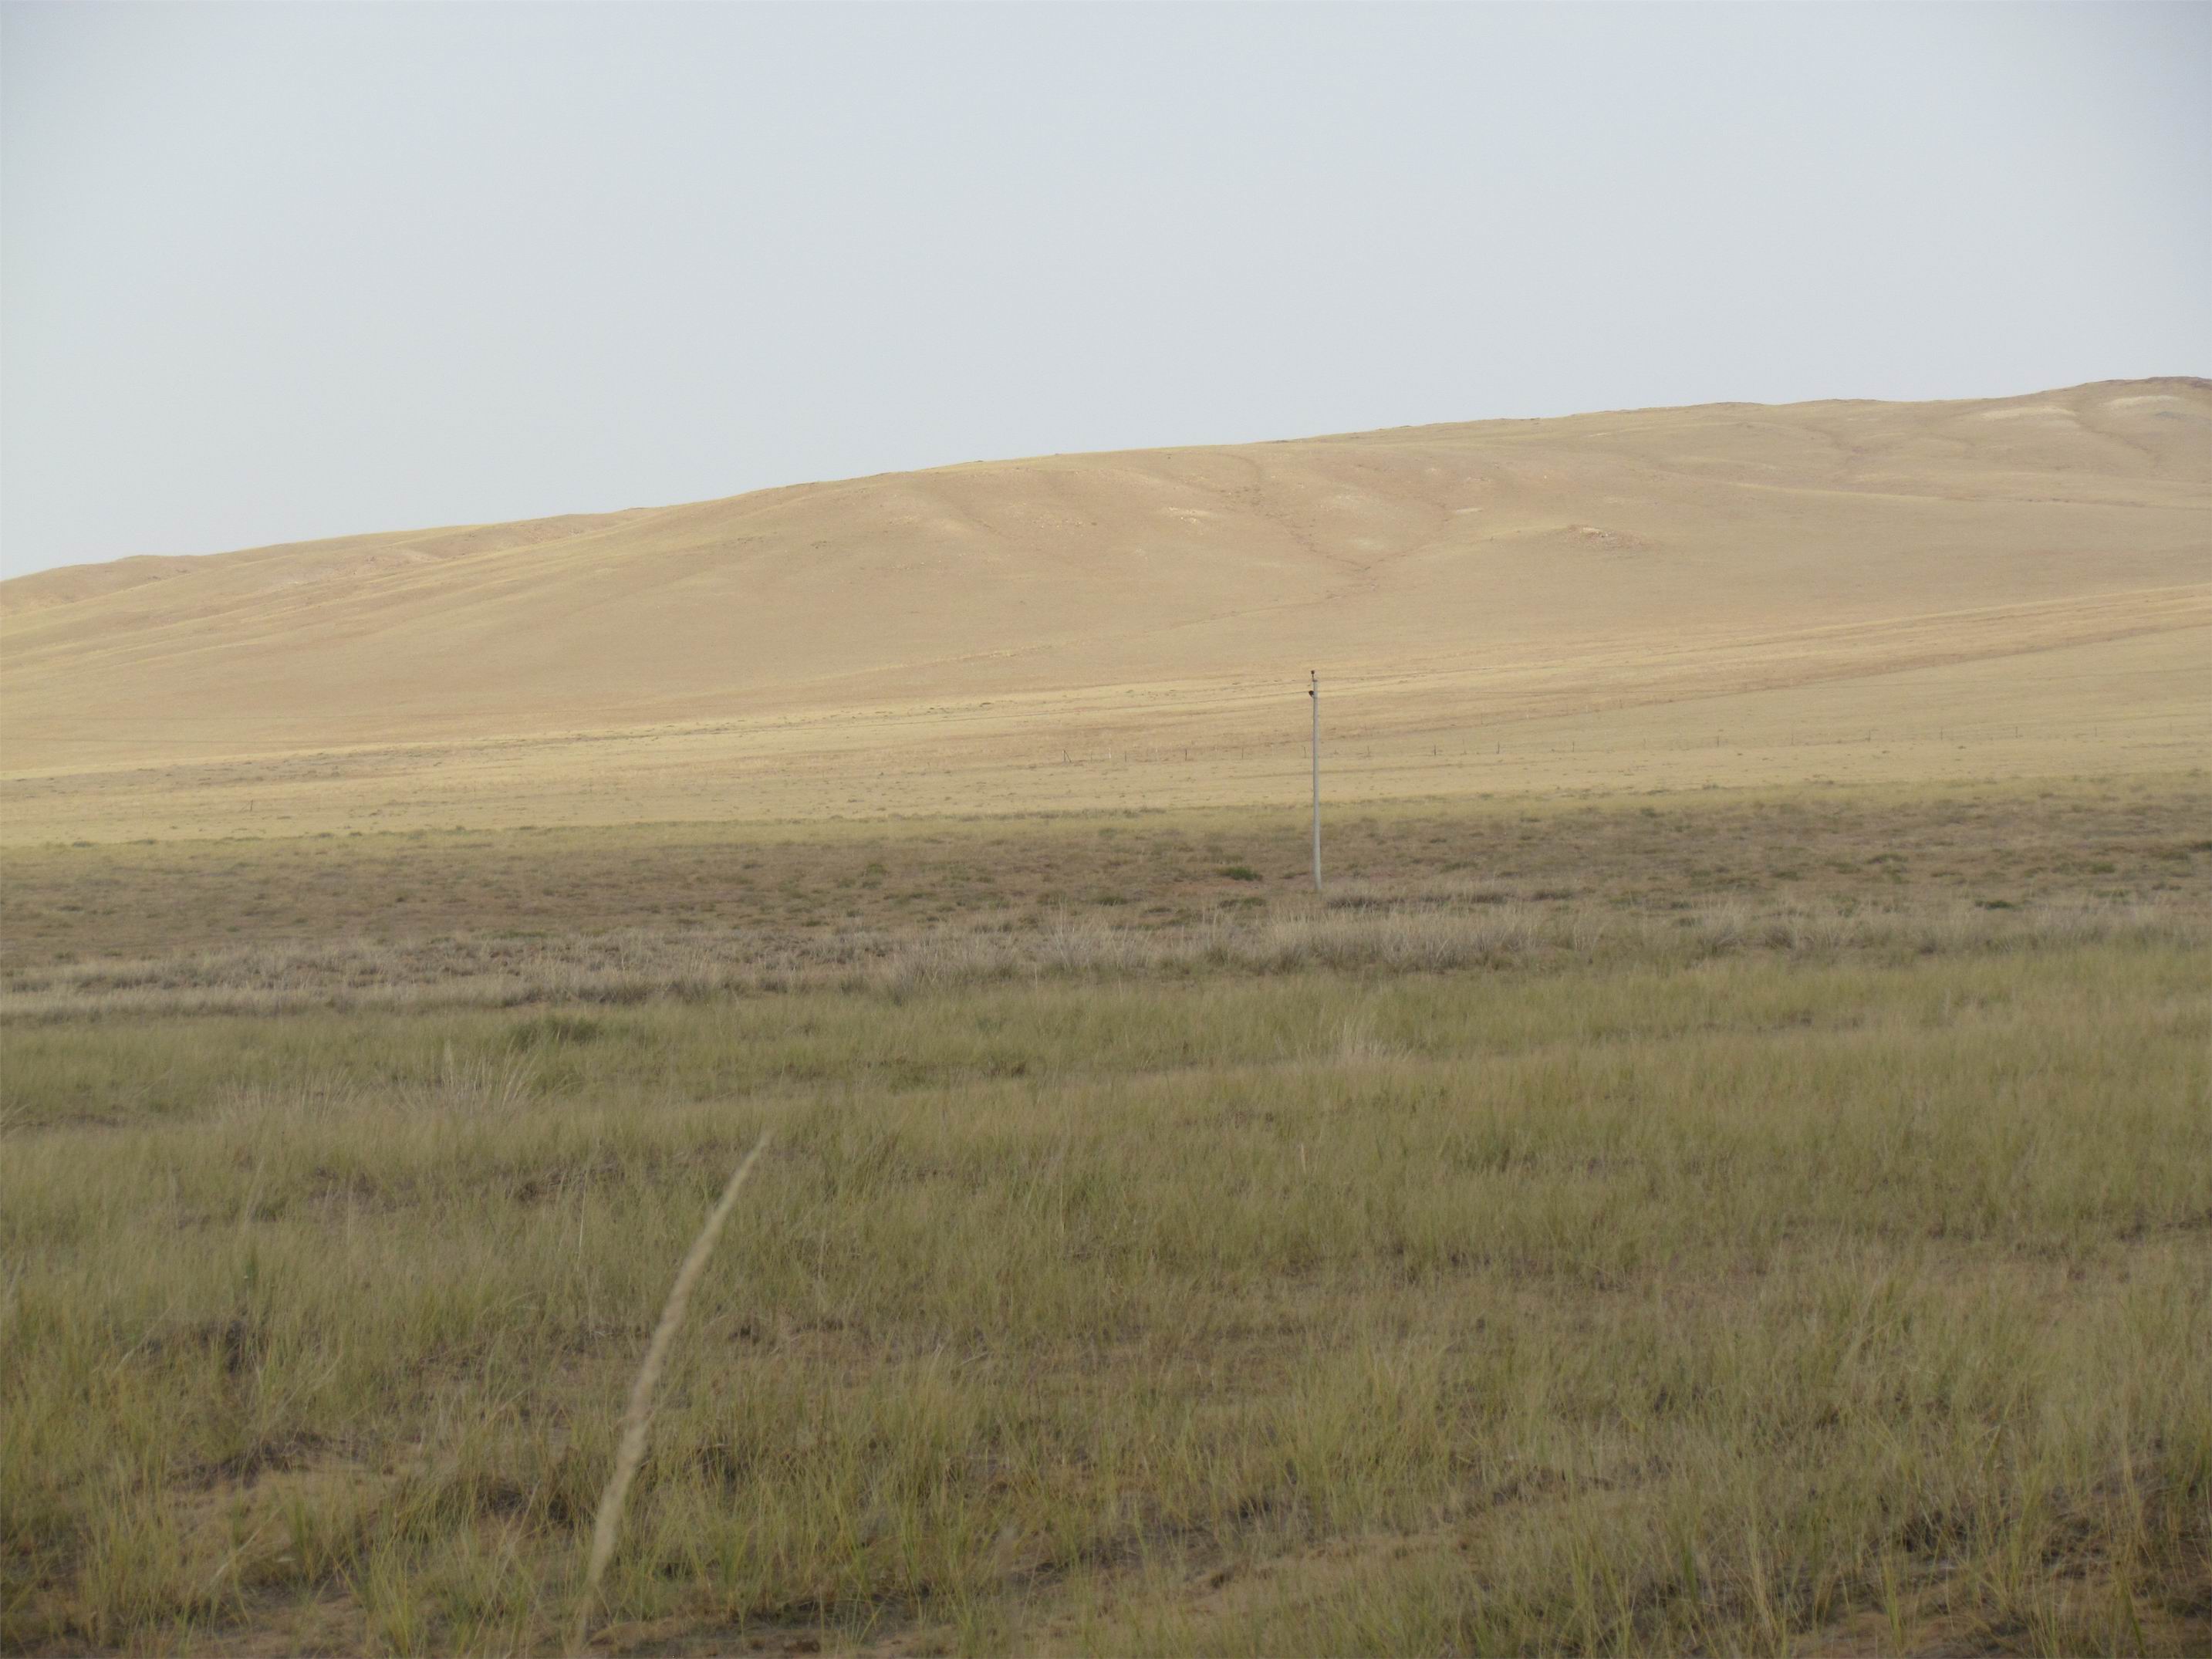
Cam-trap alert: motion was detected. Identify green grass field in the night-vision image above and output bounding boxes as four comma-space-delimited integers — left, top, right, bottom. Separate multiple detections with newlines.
3, 780, 2208, 1655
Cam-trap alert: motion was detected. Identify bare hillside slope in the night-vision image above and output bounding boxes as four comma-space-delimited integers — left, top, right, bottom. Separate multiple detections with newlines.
3, 379, 2206, 836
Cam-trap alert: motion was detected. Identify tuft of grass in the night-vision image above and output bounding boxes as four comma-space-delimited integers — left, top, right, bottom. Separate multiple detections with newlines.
572, 1130, 773, 1654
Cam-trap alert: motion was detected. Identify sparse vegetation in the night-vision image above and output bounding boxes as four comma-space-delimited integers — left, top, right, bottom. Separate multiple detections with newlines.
2, 781, 2207, 1654
5, 780, 2204, 1020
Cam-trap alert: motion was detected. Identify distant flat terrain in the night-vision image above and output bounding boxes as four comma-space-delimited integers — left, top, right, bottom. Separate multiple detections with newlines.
4, 379, 2205, 840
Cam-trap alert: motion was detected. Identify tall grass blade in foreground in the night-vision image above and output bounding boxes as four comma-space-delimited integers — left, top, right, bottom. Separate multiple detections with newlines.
570, 1129, 774, 1654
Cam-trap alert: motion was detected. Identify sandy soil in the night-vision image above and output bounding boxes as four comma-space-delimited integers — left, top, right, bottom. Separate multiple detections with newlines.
3, 378, 2205, 842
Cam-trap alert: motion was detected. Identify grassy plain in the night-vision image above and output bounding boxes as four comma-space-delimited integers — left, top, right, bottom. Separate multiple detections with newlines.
2, 774, 2207, 1020
5, 779, 2209, 1655
4, 383, 2207, 1651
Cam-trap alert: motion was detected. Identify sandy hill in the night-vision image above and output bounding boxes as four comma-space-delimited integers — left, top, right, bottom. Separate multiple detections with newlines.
2, 380, 2207, 838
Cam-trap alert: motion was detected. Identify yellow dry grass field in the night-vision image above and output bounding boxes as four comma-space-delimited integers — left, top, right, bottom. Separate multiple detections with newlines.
2, 385, 2210, 1655
3, 378, 2207, 839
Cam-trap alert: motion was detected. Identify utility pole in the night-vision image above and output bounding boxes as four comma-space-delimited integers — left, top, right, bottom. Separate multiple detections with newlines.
1309, 669, 1322, 893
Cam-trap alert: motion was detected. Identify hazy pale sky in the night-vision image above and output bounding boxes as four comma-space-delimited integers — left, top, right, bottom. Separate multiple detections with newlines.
3, 2, 2206, 579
